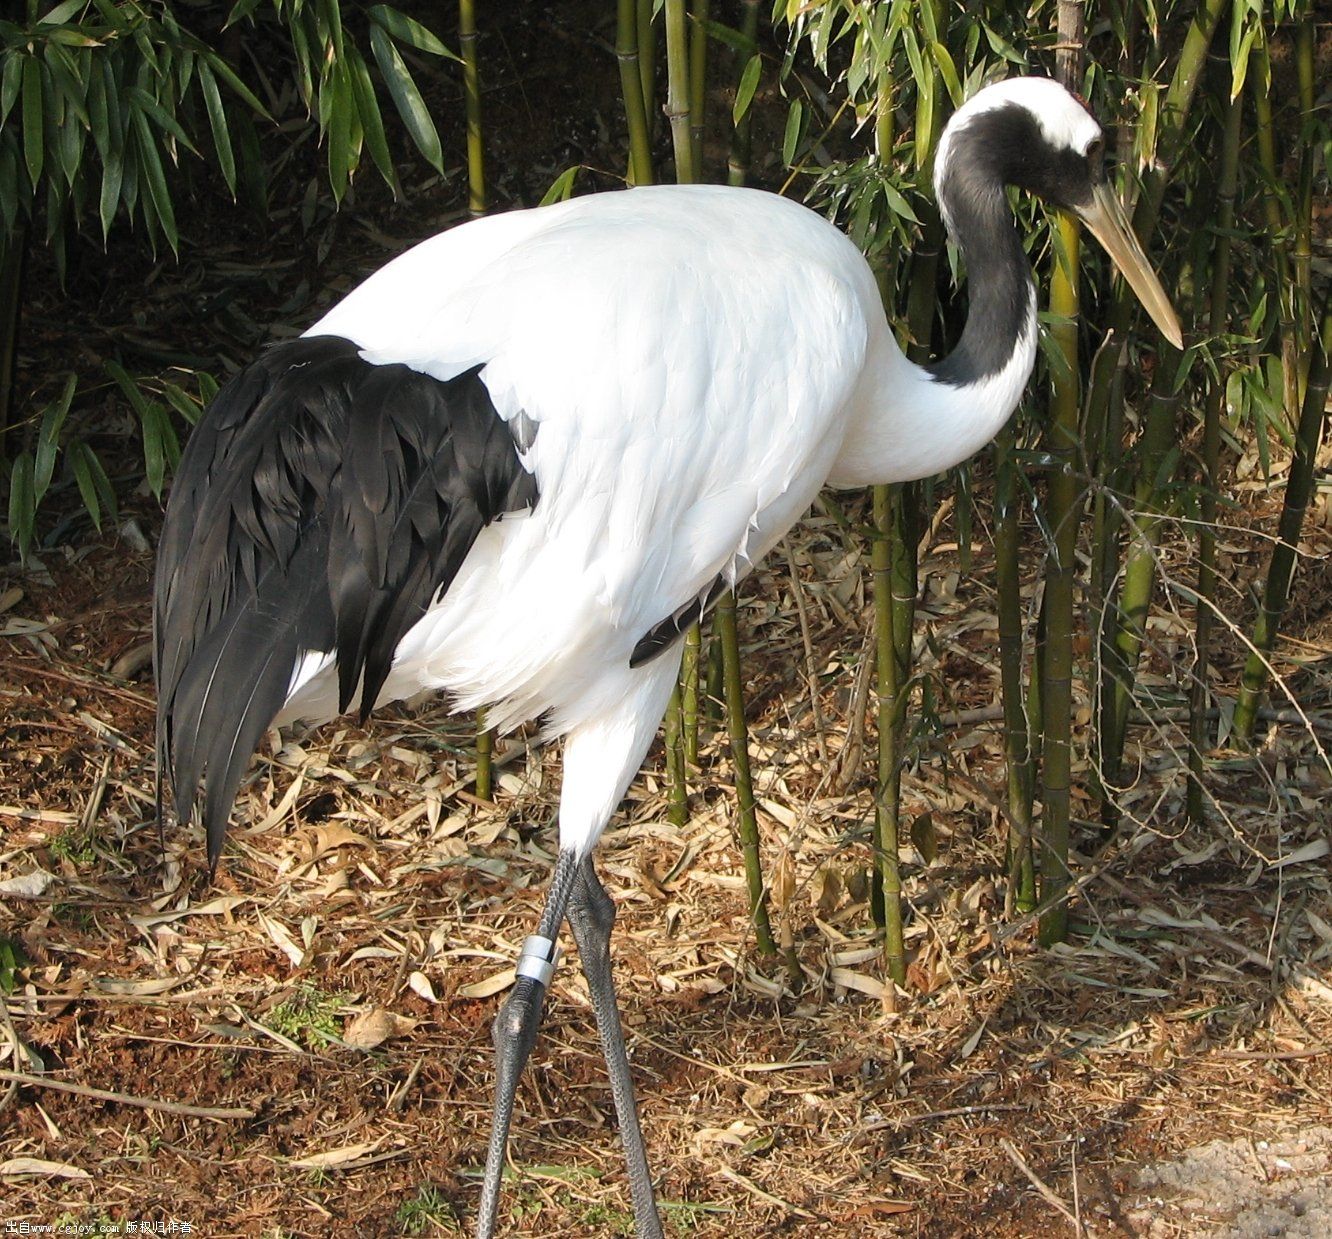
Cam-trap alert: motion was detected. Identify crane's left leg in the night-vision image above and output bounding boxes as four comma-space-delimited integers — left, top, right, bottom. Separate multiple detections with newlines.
570, 854, 663, 1238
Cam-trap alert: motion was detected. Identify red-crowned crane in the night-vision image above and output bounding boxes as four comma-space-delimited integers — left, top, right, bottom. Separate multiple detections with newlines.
154, 77, 1181, 1238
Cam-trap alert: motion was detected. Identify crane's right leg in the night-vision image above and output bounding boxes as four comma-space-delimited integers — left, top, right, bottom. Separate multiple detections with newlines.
569, 854, 664, 1238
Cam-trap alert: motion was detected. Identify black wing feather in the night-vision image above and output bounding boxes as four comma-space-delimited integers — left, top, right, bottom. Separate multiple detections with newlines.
154, 335, 537, 867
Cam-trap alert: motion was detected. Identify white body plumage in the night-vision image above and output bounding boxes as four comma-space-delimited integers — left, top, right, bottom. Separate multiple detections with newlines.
279, 185, 1028, 854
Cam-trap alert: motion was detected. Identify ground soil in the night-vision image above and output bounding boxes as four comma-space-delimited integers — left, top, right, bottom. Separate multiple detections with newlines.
3, 5, 1332, 1237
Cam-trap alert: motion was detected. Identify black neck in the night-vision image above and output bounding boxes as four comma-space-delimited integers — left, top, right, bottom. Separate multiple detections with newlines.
927, 124, 1035, 389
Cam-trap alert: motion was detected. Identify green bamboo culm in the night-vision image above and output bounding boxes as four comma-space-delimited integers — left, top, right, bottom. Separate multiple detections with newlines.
1232, 299, 1332, 744
993, 424, 1036, 914
663, 682, 689, 826
868, 18, 937, 977
617, 0, 655, 186
459, 0, 484, 217
682, 623, 702, 766
637, 0, 657, 136
727, 0, 761, 187
1038, 0, 1085, 947
1291, 2, 1314, 387
871, 485, 906, 990
1092, 0, 1224, 807
1100, 354, 1181, 827
1187, 89, 1243, 824
1249, 23, 1302, 425
688, 0, 711, 177
716, 589, 777, 957
664, 0, 696, 183
475, 706, 493, 801
460, 0, 494, 795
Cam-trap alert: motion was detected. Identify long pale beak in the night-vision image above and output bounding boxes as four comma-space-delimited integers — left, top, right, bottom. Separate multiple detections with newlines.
1076, 182, 1183, 349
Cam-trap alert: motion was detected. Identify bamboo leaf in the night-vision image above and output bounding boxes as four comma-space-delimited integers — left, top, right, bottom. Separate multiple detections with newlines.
129, 85, 200, 157
68, 442, 116, 533
368, 25, 444, 173
22, 56, 44, 188
781, 98, 803, 167
160, 379, 203, 426
224, 0, 265, 29
203, 52, 272, 121
326, 57, 353, 202
345, 45, 398, 195
138, 400, 179, 499
198, 61, 235, 197
33, 375, 77, 503
539, 165, 580, 205
8, 452, 36, 560
880, 179, 919, 225
732, 54, 761, 126
367, 5, 459, 60
1, 52, 22, 127
38, 0, 87, 25
131, 106, 178, 251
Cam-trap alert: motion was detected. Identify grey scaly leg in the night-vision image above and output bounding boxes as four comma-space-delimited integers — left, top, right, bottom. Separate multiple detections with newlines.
569, 854, 664, 1239
475, 847, 579, 1239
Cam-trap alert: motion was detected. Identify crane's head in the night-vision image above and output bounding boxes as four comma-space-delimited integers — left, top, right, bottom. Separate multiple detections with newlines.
934, 76, 1182, 349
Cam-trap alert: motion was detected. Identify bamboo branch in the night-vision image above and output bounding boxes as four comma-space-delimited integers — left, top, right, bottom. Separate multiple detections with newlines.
664, 0, 696, 183
1039, 0, 1085, 947
1233, 300, 1332, 741
0, 1069, 255, 1121
618, 0, 655, 186
716, 590, 776, 957
1187, 89, 1242, 822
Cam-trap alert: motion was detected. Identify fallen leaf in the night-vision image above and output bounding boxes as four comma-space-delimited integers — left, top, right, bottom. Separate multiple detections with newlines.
457, 968, 516, 1000
408, 971, 438, 1003
0, 869, 55, 899
290, 1141, 381, 1169
343, 1009, 418, 1050
0, 1157, 90, 1179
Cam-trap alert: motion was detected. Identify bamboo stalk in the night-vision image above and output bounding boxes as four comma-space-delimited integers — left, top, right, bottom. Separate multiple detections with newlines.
637, 0, 657, 138
1101, 359, 1180, 823
1250, 27, 1301, 441
871, 485, 905, 990
618, 0, 655, 186
727, 0, 761, 187
1039, 0, 1085, 947
459, 0, 484, 217
458, 2, 493, 792
474, 707, 493, 802
1187, 90, 1242, 823
682, 623, 701, 765
663, 682, 688, 826
688, 0, 710, 177
1233, 300, 1332, 742
716, 589, 776, 957
704, 631, 723, 730
993, 424, 1036, 914
664, 0, 695, 183
1292, 5, 1314, 387
1091, 0, 1224, 805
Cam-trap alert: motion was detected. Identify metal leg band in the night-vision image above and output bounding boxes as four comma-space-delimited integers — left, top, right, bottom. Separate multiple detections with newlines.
515, 934, 561, 987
